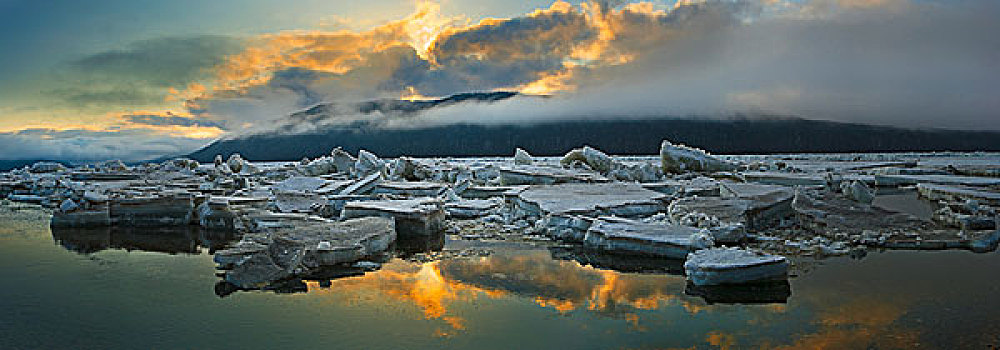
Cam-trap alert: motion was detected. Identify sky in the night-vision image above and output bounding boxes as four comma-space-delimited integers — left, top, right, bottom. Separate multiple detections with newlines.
0, 0, 997, 161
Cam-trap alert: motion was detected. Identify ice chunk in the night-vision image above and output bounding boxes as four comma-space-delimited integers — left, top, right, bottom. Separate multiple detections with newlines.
354, 149, 385, 177
445, 199, 502, 219
583, 218, 706, 258
845, 180, 875, 204
668, 192, 793, 233
51, 204, 111, 227
341, 199, 446, 238
684, 248, 789, 286
514, 183, 668, 219
59, 198, 80, 213
30, 162, 67, 173
917, 183, 1000, 206
659, 140, 736, 173
498, 165, 609, 185
560, 146, 615, 173
272, 176, 329, 194
197, 198, 241, 230
339, 173, 382, 195
109, 194, 194, 226
514, 148, 534, 165
372, 181, 447, 197
227, 153, 245, 174
215, 217, 395, 289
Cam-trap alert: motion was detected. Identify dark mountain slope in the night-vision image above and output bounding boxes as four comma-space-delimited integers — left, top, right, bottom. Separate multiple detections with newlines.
189, 117, 1000, 162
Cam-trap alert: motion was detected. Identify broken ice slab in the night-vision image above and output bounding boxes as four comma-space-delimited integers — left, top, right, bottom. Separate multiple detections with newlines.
215, 216, 396, 290
792, 188, 928, 235
539, 214, 595, 242
51, 204, 111, 228
273, 192, 325, 214
720, 182, 794, 202
641, 177, 720, 197
513, 183, 668, 219
668, 190, 794, 233
659, 140, 737, 173
7, 194, 48, 204
109, 194, 194, 226
875, 174, 1000, 187
917, 183, 1000, 206
197, 198, 240, 231
739, 172, 825, 186
338, 172, 382, 195
560, 145, 616, 173
498, 165, 609, 185
684, 280, 791, 304
882, 229, 1000, 253
210, 196, 269, 208
271, 176, 335, 194
684, 248, 789, 286
371, 181, 447, 197
582, 218, 704, 259
69, 172, 142, 181
340, 199, 446, 238
459, 185, 527, 199
445, 199, 502, 219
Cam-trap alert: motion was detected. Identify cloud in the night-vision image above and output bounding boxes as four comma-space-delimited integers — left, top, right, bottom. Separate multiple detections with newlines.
0, 127, 214, 162
69, 35, 244, 88
123, 112, 224, 129
4, 0, 1000, 162
44, 35, 244, 112
381, 0, 1000, 131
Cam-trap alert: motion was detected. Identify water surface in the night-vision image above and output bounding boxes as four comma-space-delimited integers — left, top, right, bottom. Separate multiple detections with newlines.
1, 204, 997, 349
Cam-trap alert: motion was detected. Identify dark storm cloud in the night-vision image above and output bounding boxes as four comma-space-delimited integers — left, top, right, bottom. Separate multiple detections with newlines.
45, 35, 244, 111
69, 35, 244, 87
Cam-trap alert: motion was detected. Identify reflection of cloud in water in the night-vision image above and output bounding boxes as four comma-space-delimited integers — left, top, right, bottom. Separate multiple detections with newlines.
306, 251, 717, 335
438, 252, 712, 317
771, 296, 919, 350
305, 261, 504, 335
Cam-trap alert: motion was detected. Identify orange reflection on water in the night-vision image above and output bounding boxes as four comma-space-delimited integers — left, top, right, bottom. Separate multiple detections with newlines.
305, 260, 507, 335
303, 252, 710, 335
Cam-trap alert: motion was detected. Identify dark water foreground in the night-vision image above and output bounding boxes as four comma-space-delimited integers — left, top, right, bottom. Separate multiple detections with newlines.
1, 206, 998, 349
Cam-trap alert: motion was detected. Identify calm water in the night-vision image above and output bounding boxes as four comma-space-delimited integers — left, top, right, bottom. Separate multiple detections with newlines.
1, 205, 998, 349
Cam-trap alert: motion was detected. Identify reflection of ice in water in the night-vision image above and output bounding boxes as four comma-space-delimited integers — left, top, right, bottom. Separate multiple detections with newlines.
51, 226, 234, 255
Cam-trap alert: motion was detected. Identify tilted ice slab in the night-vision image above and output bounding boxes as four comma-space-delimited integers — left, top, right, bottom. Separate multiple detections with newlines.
498, 165, 609, 185
739, 172, 826, 186
875, 174, 1000, 187
918, 183, 1000, 206
684, 248, 788, 286
660, 140, 737, 173
371, 181, 447, 197
513, 183, 667, 218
